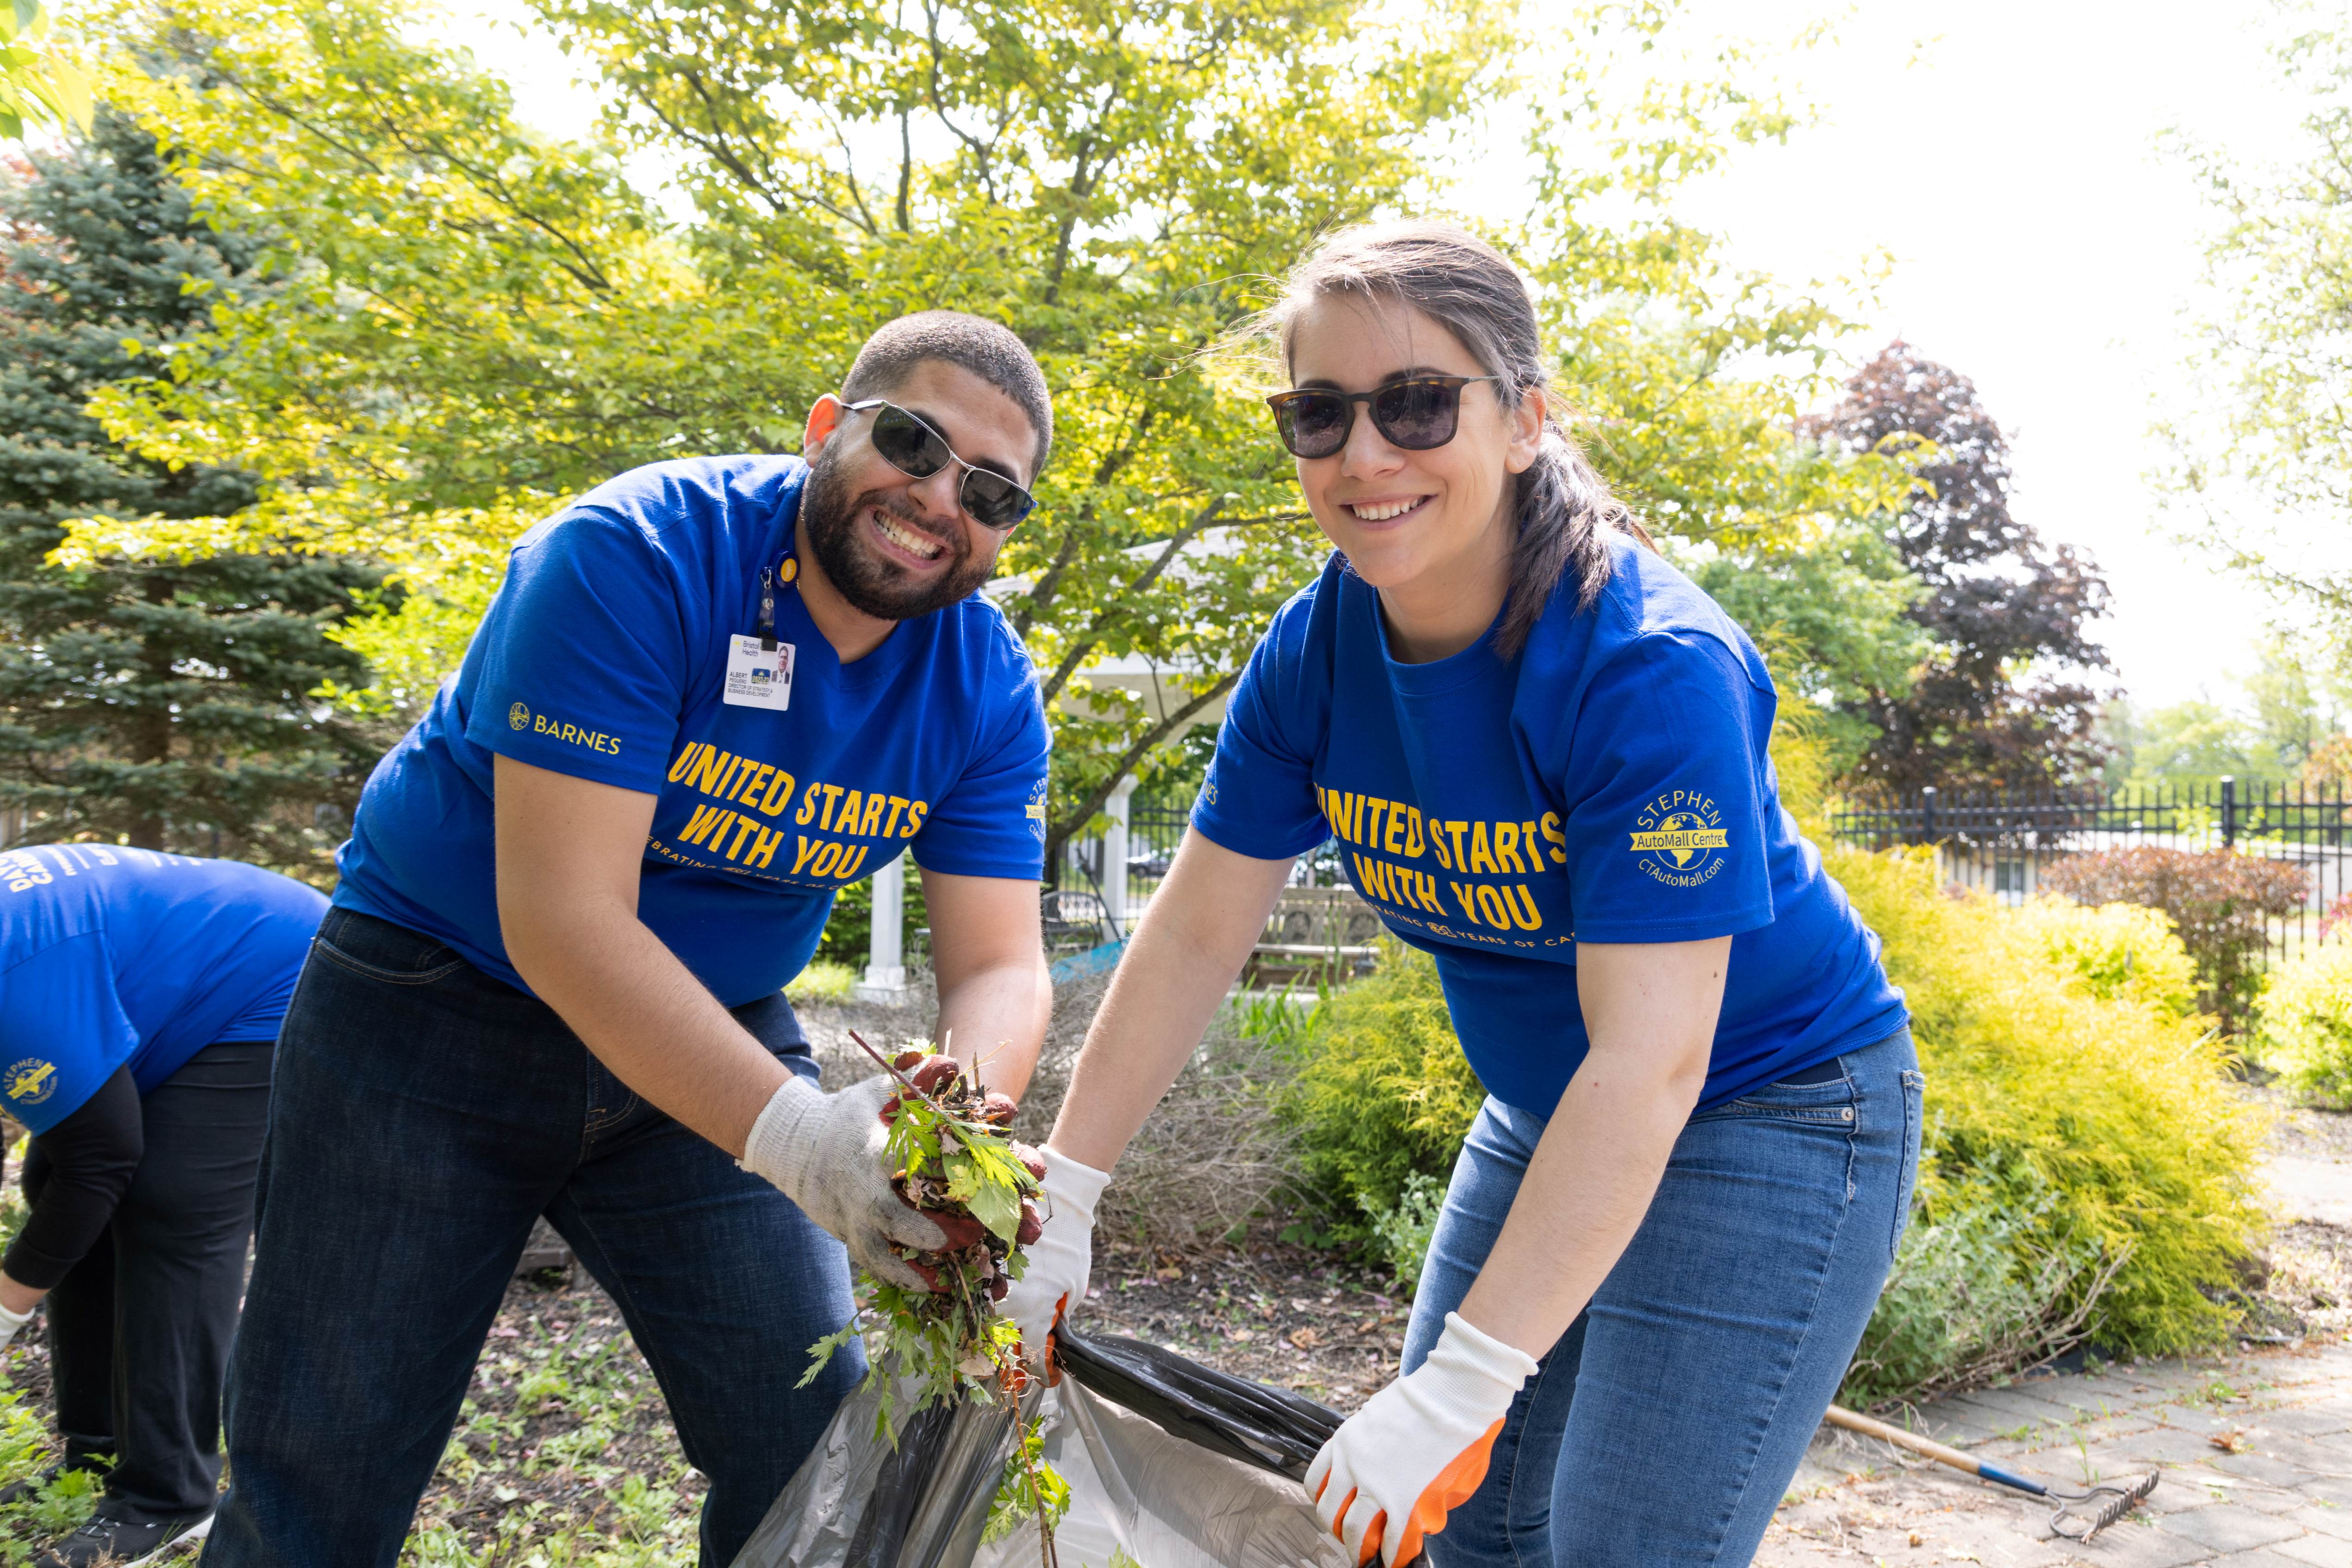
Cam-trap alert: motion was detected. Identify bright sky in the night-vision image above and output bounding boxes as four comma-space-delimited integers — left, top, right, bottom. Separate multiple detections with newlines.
1596, 0, 2316, 713
444, 0, 2315, 713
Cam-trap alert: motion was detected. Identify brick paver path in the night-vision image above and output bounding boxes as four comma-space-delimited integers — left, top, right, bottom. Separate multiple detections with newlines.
1760, 1339, 2352, 1566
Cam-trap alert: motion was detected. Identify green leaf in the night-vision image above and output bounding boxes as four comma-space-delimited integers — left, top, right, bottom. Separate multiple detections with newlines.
965, 1169, 1021, 1247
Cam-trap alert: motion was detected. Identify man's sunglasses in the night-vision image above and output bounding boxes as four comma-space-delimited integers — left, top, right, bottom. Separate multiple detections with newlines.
844, 398, 1036, 531
1264, 375, 1502, 460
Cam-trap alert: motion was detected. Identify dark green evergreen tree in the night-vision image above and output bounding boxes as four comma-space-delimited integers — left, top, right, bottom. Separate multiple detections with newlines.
0, 110, 388, 872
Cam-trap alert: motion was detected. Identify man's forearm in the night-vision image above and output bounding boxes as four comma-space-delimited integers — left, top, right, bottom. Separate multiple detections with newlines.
936, 961, 1051, 1100
509, 900, 792, 1157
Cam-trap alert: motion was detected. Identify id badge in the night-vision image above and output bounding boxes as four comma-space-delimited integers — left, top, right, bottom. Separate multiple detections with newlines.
723, 635, 794, 710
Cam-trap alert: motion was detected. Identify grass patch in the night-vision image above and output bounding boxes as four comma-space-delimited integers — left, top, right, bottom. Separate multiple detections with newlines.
784, 960, 858, 1005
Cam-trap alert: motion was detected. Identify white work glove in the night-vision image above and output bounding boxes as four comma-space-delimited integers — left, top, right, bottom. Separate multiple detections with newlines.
0, 1298, 33, 1355
741, 1074, 977, 1292
998, 1145, 1111, 1365
1308, 1311, 1538, 1567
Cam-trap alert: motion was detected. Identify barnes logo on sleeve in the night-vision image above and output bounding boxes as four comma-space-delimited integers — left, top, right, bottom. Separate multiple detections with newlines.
524, 711, 621, 755
5, 1059, 56, 1107
1630, 790, 1729, 888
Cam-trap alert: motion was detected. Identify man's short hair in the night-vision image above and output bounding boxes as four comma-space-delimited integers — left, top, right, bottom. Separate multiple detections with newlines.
841, 312, 1053, 481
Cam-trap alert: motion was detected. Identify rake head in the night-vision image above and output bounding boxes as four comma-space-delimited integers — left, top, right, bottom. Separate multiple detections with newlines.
2047, 1470, 2160, 1543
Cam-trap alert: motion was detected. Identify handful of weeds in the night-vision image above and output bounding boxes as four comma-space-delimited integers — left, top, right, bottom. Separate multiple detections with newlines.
801, 1034, 1068, 1559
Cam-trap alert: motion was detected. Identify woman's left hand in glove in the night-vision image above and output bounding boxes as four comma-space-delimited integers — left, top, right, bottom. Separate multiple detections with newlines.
998, 1145, 1111, 1368
1307, 1311, 1538, 1566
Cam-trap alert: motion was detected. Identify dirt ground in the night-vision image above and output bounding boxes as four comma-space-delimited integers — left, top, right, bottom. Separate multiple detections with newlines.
0, 1036, 2337, 1562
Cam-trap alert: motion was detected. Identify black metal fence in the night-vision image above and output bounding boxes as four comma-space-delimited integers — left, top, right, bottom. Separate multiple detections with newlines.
1829, 779, 2352, 968
1059, 792, 1351, 938
1116, 793, 1350, 897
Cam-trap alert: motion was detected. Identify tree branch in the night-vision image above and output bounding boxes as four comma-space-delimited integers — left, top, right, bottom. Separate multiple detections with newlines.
1042, 670, 1241, 867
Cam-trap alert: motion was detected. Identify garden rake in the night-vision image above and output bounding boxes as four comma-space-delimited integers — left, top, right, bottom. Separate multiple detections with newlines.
1824, 1404, 2161, 1543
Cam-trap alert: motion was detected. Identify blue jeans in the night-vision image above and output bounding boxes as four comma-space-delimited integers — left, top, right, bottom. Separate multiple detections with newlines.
1403, 1027, 1922, 1567
201, 909, 862, 1568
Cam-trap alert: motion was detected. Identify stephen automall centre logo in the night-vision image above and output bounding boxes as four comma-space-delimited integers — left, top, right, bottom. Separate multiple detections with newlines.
1629, 789, 1729, 888
6, 1059, 56, 1107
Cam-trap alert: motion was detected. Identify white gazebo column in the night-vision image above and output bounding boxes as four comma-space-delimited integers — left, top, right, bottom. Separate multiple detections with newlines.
854, 852, 911, 1002
1102, 775, 1137, 937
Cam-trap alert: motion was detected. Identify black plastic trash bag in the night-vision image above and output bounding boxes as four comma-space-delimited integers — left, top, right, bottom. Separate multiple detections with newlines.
736, 1327, 1357, 1568
732, 1378, 1027, 1568
1053, 1327, 1341, 1480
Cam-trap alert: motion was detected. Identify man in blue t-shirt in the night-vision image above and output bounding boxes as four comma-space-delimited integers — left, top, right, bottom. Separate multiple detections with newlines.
0, 846, 323, 1566
205, 313, 1058, 1567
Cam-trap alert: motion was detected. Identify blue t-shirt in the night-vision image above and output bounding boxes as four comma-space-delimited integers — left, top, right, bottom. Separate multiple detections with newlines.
1193, 540, 1907, 1116
335, 455, 1051, 1004
0, 845, 326, 1133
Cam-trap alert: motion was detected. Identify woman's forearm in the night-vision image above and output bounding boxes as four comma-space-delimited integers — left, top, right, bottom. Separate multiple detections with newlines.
1458, 937, 1729, 1358
1046, 834, 1294, 1172
1456, 1048, 1701, 1356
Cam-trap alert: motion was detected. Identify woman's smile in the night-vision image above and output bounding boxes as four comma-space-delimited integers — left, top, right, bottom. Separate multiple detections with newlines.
1343, 495, 1435, 524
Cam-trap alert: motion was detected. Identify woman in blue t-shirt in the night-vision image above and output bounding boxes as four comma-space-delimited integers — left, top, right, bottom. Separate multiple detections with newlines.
1006, 223, 1921, 1567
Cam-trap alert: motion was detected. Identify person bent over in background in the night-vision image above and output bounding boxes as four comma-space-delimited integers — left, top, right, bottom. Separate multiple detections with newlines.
0, 845, 325, 1567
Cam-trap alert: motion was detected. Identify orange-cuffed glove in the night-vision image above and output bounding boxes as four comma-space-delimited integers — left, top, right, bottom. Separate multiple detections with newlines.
1307, 1312, 1538, 1567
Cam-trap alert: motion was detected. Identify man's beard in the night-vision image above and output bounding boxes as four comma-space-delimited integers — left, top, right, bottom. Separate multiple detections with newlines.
801, 446, 994, 621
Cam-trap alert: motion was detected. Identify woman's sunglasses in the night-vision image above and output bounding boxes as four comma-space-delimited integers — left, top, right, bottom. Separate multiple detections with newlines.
844, 398, 1036, 531
1264, 375, 1502, 460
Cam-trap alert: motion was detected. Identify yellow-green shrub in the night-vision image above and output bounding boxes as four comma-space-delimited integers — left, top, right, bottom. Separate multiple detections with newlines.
2009, 896, 2201, 1020
2255, 936, 2352, 1109
1834, 847, 2266, 1383
1280, 717, 2266, 1397
1286, 942, 1484, 1237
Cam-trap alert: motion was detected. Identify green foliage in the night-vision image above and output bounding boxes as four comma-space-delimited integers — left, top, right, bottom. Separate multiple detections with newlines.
2161, 19, 2352, 636
2254, 934, 2352, 1109
2100, 635, 2352, 792
1286, 941, 1483, 1231
2009, 896, 2201, 1019
1676, 521, 1930, 775
1844, 1170, 2114, 1409
783, 959, 857, 1004
0, 1381, 102, 1562
404, 1305, 706, 1561
812, 871, 928, 970
67, 0, 1901, 856
1280, 843, 2264, 1393
802, 1041, 1061, 1540
1368, 1172, 1446, 1293
2041, 846, 2309, 1031
0, 109, 387, 871
2106, 698, 2277, 791
981, 1424, 1071, 1549
1, 0, 92, 138
1832, 847, 2266, 1374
